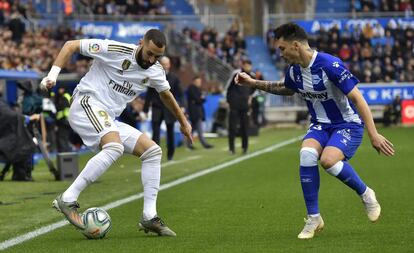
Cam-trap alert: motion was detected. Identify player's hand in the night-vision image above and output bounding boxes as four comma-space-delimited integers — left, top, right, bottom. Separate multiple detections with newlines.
29, 114, 41, 121
370, 133, 394, 156
234, 72, 254, 86
180, 120, 193, 145
40, 76, 56, 91
140, 112, 148, 121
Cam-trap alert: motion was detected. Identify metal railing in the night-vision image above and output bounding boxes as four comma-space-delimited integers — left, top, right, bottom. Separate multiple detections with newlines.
166, 27, 234, 85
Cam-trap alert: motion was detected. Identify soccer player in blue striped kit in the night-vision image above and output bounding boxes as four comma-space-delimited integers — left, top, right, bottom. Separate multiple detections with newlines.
235, 23, 395, 239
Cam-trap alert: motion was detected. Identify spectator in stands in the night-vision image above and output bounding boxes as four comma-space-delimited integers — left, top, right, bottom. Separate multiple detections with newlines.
8, 9, 25, 43
373, 23, 385, 38
405, 62, 414, 81
0, 0, 11, 16
338, 43, 352, 61
0, 8, 4, 26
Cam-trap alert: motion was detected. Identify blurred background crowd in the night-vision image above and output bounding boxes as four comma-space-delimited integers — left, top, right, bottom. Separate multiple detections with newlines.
0, 0, 412, 181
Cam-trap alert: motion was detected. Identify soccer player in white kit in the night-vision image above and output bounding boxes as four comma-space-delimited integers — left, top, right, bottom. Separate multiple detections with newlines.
41, 29, 192, 236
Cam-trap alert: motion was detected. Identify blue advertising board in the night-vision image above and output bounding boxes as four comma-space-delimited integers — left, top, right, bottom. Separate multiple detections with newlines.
358, 84, 414, 105
294, 17, 414, 34
72, 21, 163, 43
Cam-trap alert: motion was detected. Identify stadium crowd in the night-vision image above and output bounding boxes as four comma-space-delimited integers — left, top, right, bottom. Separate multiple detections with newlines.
182, 22, 247, 68
268, 21, 414, 83
73, 0, 168, 16
351, 0, 413, 13
0, 0, 169, 72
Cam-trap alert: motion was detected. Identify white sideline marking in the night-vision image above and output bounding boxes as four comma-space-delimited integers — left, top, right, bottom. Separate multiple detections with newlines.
0, 135, 302, 251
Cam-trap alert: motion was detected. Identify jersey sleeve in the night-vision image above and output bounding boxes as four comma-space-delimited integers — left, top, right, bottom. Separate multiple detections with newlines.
284, 66, 298, 91
149, 64, 171, 93
79, 39, 110, 61
324, 60, 359, 95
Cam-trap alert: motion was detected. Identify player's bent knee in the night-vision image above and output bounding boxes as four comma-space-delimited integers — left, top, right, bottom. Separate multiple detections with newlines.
140, 145, 162, 161
319, 156, 339, 170
102, 142, 124, 157
300, 147, 319, 167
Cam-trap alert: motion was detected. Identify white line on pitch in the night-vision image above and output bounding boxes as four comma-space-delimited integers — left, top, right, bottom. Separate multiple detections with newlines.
0, 135, 303, 251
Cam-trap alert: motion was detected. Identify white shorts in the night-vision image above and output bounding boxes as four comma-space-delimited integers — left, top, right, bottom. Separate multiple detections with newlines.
69, 92, 142, 152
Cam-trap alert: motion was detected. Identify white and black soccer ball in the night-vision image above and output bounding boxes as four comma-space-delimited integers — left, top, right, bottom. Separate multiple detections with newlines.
81, 207, 112, 239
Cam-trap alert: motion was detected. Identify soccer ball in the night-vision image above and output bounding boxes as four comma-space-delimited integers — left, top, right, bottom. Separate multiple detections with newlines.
81, 207, 112, 239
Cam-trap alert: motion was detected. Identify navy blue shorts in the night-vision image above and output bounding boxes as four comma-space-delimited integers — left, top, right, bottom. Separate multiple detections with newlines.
303, 122, 364, 160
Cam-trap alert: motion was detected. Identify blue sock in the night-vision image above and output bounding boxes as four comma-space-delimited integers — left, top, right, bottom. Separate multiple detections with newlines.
300, 165, 320, 215
327, 161, 367, 195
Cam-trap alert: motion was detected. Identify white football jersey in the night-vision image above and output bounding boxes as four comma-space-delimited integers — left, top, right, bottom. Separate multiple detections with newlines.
76, 39, 170, 117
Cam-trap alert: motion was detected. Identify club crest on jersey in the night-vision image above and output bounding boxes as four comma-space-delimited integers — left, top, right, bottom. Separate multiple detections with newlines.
122, 60, 131, 70
89, 43, 101, 53
141, 77, 149, 85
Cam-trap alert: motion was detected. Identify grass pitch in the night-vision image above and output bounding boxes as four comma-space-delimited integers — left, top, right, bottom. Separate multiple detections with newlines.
1, 126, 413, 253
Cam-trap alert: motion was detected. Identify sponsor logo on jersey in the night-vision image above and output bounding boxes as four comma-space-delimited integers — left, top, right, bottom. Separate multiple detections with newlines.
122, 60, 131, 70
109, 79, 137, 96
298, 90, 328, 101
89, 43, 101, 53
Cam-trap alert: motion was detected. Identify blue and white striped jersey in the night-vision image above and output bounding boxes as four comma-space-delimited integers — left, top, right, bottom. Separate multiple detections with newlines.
284, 51, 362, 125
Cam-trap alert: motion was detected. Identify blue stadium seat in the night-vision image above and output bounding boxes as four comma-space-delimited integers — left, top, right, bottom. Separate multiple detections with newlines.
315, 0, 350, 13
245, 36, 279, 81
165, 0, 195, 15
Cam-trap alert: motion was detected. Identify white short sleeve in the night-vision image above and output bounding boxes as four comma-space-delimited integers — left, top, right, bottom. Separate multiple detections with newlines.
80, 39, 109, 61
149, 63, 171, 93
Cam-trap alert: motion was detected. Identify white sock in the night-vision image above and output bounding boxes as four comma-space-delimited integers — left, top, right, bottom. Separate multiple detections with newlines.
140, 145, 162, 220
62, 142, 124, 202
309, 213, 321, 218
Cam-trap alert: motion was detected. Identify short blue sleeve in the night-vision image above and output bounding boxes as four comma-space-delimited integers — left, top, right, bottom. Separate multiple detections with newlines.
324, 61, 359, 94
284, 66, 298, 91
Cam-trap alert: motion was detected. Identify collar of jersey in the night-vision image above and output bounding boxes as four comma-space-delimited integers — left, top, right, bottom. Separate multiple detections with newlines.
304, 50, 318, 69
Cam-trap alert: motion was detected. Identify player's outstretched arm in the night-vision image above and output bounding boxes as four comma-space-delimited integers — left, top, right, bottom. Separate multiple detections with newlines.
40, 40, 81, 90
234, 72, 295, 96
347, 87, 395, 156
159, 89, 193, 144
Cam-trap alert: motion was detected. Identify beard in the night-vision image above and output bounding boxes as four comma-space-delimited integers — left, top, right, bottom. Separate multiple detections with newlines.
136, 48, 153, 69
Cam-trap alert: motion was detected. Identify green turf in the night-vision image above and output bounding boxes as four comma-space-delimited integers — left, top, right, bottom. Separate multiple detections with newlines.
1, 126, 413, 252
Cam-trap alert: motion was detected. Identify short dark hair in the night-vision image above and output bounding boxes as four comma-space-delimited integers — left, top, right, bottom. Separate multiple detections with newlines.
144, 29, 166, 48
242, 59, 252, 65
274, 23, 308, 42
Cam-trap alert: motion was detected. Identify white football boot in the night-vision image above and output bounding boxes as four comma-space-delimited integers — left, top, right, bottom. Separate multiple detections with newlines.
297, 215, 325, 239
361, 187, 381, 222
